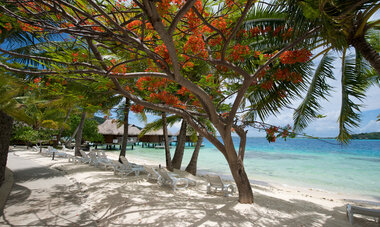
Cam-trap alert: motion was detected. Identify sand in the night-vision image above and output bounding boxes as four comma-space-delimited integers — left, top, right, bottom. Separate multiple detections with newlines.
1, 146, 379, 226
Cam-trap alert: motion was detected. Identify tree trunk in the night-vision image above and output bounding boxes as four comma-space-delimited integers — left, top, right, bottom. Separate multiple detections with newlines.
65, 123, 80, 147
162, 112, 173, 171
55, 107, 72, 148
223, 134, 254, 204
351, 35, 380, 76
0, 110, 13, 187
74, 110, 87, 156
185, 136, 203, 175
119, 99, 130, 160
172, 120, 187, 169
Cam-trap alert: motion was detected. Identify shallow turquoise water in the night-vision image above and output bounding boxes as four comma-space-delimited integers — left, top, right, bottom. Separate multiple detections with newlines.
105, 137, 380, 200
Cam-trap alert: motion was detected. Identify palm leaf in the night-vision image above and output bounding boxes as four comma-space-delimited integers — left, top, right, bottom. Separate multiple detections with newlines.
337, 49, 367, 143
139, 115, 181, 137
293, 52, 335, 131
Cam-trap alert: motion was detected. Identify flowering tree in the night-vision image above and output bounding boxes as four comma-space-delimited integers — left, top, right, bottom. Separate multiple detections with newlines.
0, 0, 321, 203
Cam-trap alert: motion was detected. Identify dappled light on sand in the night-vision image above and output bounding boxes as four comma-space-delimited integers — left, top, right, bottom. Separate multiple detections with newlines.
1, 147, 379, 226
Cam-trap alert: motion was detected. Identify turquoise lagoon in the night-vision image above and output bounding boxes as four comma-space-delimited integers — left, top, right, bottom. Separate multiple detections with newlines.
110, 137, 380, 201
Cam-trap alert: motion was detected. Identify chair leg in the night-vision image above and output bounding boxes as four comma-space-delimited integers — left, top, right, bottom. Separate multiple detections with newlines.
346, 204, 354, 225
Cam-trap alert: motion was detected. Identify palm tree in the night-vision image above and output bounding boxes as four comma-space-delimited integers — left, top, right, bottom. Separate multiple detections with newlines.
243, 1, 377, 143
284, 0, 380, 74
139, 110, 175, 171
119, 99, 131, 160
282, 0, 378, 142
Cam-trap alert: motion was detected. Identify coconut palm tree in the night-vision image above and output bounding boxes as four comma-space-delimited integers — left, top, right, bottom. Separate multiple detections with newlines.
243, 1, 378, 143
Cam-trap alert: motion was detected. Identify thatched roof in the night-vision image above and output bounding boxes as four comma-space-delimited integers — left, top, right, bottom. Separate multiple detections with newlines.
142, 128, 174, 136
175, 130, 199, 136
98, 119, 141, 136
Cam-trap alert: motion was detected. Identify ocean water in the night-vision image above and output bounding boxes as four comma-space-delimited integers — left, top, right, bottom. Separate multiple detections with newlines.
110, 137, 380, 200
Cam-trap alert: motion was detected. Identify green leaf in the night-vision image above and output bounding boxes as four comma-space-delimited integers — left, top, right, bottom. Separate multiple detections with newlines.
293, 52, 335, 131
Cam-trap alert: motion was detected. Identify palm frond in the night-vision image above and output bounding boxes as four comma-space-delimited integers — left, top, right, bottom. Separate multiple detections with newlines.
139, 115, 181, 137
293, 52, 335, 131
337, 50, 367, 143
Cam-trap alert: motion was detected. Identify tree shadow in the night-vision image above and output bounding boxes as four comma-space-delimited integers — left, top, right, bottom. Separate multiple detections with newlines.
3, 151, 379, 226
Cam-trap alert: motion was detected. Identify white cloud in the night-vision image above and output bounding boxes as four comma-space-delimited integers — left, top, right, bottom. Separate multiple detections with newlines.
359, 120, 380, 133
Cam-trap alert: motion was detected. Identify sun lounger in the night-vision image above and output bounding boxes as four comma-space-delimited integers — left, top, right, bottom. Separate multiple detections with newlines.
145, 166, 160, 181
346, 204, 380, 224
87, 151, 116, 170
119, 156, 143, 168
62, 144, 72, 152
32, 145, 40, 152
113, 161, 144, 176
96, 150, 108, 159
74, 150, 91, 164
157, 169, 190, 191
206, 175, 234, 197
44, 146, 68, 158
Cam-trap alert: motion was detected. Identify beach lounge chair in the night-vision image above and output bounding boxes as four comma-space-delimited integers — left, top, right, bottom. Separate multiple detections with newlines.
45, 146, 68, 158
346, 204, 380, 224
113, 161, 144, 176
206, 175, 234, 197
145, 166, 160, 182
88, 151, 116, 170
74, 150, 91, 164
62, 144, 72, 152
32, 144, 40, 152
96, 150, 108, 159
120, 156, 144, 169
156, 169, 190, 191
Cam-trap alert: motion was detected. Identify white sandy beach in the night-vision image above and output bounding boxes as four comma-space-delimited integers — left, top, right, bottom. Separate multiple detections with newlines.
1, 146, 379, 226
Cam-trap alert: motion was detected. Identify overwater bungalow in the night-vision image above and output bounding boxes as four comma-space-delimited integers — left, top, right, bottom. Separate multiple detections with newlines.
174, 131, 202, 147
97, 119, 141, 149
139, 129, 174, 148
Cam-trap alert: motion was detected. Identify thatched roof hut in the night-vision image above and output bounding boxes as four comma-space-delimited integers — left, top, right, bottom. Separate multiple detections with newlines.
97, 119, 141, 144
174, 130, 200, 144
139, 128, 174, 143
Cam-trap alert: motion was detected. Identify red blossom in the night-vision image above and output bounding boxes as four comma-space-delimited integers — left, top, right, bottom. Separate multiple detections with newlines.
131, 104, 144, 113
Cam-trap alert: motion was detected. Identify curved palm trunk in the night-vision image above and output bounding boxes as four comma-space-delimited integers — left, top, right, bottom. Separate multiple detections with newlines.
55, 107, 72, 148
75, 110, 87, 156
65, 124, 80, 147
119, 99, 130, 160
0, 110, 13, 187
185, 136, 203, 175
351, 35, 380, 75
172, 120, 187, 169
162, 112, 173, 171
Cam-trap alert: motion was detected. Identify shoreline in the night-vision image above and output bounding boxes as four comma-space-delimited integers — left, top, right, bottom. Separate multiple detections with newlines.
122, 150, 380, 207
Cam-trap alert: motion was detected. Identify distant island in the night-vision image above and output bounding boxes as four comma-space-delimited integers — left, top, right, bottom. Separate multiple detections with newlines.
351, 132, 380, 140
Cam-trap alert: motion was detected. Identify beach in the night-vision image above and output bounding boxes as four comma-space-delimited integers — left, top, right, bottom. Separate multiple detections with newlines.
1, 146, 379, 226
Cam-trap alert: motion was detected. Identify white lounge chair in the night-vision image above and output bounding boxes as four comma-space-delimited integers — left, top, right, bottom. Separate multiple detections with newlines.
346, 204, 380, 224
96, 150, 108, 159
74, 150, 91, 164
206, 175, 234, 197
145, 166, 160, 182
157, 169, 190, 191
120, 156, 144, 169
32, 144, 40, 152
113, 161, 144, 176
62, 144, 72, 152
45, 146, 68, 158
88, 151, 115, 170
